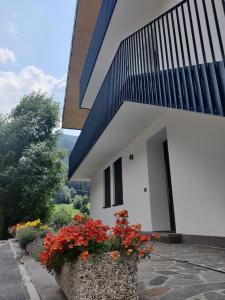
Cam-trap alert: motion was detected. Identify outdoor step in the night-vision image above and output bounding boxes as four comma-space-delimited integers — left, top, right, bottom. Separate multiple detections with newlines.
157, 233, 182, 244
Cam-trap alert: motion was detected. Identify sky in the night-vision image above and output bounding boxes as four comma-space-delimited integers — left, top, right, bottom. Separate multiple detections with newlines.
0, 0, 80, 136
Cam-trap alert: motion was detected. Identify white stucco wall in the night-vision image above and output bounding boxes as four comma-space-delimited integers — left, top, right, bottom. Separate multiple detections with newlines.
168, 112, 225, 237
90, 132, 152, 231
90, 109, 225, 237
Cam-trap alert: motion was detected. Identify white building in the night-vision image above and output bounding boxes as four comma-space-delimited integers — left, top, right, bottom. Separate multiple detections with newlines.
63, 0, 225, 246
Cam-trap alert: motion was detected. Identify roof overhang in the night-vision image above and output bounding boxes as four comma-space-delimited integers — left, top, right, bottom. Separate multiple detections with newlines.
70, 102, 167, 180
62, 0, 102, 129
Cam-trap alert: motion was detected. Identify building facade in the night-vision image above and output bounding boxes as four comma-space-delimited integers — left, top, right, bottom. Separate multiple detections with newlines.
63, 0, 225, 241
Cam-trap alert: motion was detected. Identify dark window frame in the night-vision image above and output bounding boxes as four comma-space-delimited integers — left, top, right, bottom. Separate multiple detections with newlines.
113, 157, 123, 206
103, 166, 111, 208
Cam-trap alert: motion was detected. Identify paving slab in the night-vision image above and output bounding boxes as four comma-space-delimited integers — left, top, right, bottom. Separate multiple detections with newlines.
204, 292, 225, 300
139, 243, 225, 300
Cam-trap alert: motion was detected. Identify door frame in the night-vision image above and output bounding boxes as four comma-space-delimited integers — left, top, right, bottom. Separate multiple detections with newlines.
163, 140, 176, 232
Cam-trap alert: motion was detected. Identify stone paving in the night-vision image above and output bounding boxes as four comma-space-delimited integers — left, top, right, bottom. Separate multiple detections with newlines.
0, 240, 26, 300
139, 243, 225, 300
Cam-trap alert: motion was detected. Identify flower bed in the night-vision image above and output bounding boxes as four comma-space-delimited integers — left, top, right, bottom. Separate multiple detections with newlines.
40, 210, 159, 299
9, 219, 51, 252
15, 219, 49, 232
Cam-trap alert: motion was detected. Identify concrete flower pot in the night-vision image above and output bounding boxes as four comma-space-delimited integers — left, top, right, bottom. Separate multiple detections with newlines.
26, 238, 44, 260
56, 253, 138, 300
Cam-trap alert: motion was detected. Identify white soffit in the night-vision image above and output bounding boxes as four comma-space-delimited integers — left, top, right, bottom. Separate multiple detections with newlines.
70, 102, 167, 180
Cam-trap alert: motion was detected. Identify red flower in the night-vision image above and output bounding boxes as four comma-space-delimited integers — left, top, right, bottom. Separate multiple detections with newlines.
111, 251, 120, 260
134, 223, 142, 232
73, 214, 84, 222
127, 249, 133, 255
118, 210, 128, 218
40, 215, 110, 271
139, 249, 145, 257
80, 251, 90, 261
139, 235, 150, 243
40, 210, 157, 272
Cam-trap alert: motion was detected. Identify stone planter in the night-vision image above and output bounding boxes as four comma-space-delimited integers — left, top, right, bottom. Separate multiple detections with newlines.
26, 238, 44, 261
56, 253, 138, 300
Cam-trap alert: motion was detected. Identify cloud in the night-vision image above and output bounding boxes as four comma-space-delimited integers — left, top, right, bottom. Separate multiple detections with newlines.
5, 13, 19, 36
7, 21, 19, 36
0, 66, 66, 115
0, 48, 16, 64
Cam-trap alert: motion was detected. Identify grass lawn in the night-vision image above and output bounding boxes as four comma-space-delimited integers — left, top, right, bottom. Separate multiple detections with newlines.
54, 203, 80, 217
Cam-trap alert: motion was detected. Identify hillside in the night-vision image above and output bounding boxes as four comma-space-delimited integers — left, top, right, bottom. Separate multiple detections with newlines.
57, 134, 78, 164
58, 134, 78, 153
56, 133, 90, 195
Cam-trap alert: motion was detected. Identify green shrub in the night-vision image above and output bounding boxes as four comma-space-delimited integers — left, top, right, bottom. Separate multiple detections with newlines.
50, 207, 72, 229
39, 229, 52, 239
80, 205, 90, 215
82, 196, 90, 207
17, 227, 39, 249
73, 199, 82, 210
73, 195, 90, 214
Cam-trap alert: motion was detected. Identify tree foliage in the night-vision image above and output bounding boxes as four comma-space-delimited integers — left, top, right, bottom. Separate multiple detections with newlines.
73, 195, 90, 215
50, 207, 72, 230
54, 185, 72, 204
0, 92, 64, 239
68, 181, 90, 196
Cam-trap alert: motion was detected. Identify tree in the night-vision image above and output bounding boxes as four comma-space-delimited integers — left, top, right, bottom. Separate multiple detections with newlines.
68, 181, 90, 197
0, 92, 64, 239
50, 207, 72, 230
54, 185, 72, 204
73, 195, 90, 215
73, 195, 84, 210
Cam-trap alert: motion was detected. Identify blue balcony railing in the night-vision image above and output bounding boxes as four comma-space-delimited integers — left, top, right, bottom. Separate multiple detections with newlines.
69, 0, 225, 178
80, 0, 117, 105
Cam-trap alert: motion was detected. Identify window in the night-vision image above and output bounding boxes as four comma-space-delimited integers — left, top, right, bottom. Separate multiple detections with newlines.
103, 167, 111, 208
113, 158, 123, 206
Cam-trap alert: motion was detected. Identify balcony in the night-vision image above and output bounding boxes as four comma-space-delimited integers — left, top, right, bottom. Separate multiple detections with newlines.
69, 0, 225, 178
